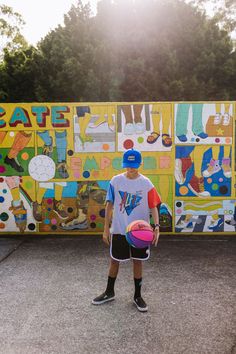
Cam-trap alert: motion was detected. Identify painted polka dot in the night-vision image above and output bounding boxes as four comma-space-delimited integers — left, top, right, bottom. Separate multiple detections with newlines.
47, 208, 51, 211
0, 222, 5, 229
196, 138, 200, 142
123, 139, 134, 149
0, 178, 3, 183
0, 166, 6, 173
51, 225, 57, 230
207, 178, 212, 184
215, 138, 220, 143
179, 186, 189, 195
97, 222, 104, 228
0, 196, 4, 203
67, 207, 73, 213
99, 209, 105, 218
51, 218, 57, 225
137, 137, 144, 144
92, 171, 99, 178
0, 212, 9, 221
21, 152, 29, 160
2, 189, 7, 194
191, 138, 195, 142
219, 185, 228, 195
25, 181, 33, 189
212, 184, 219, 191
28, 223, 36, 231
176, 209, 182, 214
229, 210, 233, 214
102, 144, 110, 151
90, 222, 96, 228
9, 132, 15, 137
67, 150, 74, 156
225, 137, 231, 144
90, 214, 96, 221
0, 154, 2, 160
47, 199, 53, 205
83, 171, 90, 178
219, 178, 223, 183
44, 219, 50, 225
176, 202, 182, 208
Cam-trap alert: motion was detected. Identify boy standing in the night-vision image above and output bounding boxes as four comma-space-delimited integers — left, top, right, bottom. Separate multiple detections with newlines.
92, 149, 161, 312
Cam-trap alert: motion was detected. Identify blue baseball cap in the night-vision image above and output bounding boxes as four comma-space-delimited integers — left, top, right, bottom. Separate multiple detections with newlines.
122, 149, 142, 168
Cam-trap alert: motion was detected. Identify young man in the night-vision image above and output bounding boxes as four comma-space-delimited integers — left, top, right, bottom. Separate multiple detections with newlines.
92, 149, 161, 312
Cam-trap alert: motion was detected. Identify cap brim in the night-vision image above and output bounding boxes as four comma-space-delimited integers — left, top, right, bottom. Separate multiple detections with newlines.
122, 162, 140, 168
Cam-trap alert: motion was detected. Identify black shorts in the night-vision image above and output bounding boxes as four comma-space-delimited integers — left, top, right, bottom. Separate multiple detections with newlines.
110, 234, 150, 261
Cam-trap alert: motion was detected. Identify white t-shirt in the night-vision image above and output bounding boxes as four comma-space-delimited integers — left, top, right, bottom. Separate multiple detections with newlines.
106, 173, 161, 235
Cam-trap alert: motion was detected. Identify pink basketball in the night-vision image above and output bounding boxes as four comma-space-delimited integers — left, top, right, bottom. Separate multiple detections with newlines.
125, 220, 154, 248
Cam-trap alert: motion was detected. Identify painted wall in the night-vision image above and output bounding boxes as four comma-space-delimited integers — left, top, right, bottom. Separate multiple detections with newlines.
0, 102, 234, 235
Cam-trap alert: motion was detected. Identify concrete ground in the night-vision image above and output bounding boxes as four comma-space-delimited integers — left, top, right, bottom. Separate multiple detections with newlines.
0, 235, 235, 354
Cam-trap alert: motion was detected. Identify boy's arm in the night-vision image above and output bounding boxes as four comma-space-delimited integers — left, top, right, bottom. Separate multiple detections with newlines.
103, 201, 113, 245
150, 207, 160, 246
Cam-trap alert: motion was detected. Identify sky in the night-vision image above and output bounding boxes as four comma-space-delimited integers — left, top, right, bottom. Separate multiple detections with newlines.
3, 0, 98, 45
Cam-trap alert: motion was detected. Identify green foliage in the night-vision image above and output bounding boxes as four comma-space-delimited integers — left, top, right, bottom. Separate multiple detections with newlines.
0, 0, 236, 102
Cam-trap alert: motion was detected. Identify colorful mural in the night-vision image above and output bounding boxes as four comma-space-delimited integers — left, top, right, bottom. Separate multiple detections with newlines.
0, 101, 234, 235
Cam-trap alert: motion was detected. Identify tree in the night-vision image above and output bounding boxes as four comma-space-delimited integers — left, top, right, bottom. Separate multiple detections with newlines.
0, 5, 27, 58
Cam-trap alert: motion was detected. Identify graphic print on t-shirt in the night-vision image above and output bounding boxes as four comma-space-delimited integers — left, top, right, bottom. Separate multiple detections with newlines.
119, 190, 142, 215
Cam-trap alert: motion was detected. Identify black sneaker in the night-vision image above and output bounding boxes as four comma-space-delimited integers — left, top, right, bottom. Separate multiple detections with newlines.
133, 297, 148, 312
92, 292, 115, 305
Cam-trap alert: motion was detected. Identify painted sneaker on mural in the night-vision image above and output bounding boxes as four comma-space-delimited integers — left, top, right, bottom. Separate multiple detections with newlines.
60, 210, 88, 230
135, 122, 145, 134
9, 201, 27, 233
222, 113, 231, 126
225, 218, 236, 226
4, 156, 24, 173
188, 175, 210, 197
124, 123, 135, 135
175, 157, 192, 185
221, 158, 232, 178
208, 217, 224, 231
53, 200, 68, 219
175, 219, 193, 232
203, 159, 221, 177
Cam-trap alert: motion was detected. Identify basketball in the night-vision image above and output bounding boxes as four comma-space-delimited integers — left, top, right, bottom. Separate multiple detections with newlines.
125, 220, 154, 248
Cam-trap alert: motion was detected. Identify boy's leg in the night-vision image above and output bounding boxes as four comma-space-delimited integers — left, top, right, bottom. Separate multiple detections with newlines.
133, 260, 148, 312
92, 258, 119, 305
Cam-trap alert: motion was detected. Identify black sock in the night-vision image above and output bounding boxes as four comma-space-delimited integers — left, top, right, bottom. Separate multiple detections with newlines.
105, 276, 116, 295
134, 278, 142, 299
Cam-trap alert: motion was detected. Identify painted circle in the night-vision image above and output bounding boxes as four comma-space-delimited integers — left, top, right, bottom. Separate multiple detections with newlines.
92, 171, 99, 178
44, 219, 50, 225
219, 178, 223, 183
196, 138, 200, 142
83, 171, 90, 178
212, 183, 219, 191
176, 209, 182, 214
67, 207, 73, 213
179, 186, 189, 195
28, 223, 36, 231
123, 139, 134, 149
0, 196, 4, 203
225, 138, 231, 144
51, 225, 57, 230
191, 138, 195, 142
99, 209, 105, 218
219, 185, 228, 195
102, 144, 110, 151
229, 210, 233, 214
137, 137, 144, 144
215, 138, 220, 143
21, 152, 29, 160
47, 208, 51, 211
0, 154, 2, 159
67, 150, 74, 156
97, 222, 104, 228
207, 178, 212, 184
0, 222, 5, 229
90, 214, 96, 221
51, 218, 57, 225
0, 212, 9, 221
2, 189, 7, 194
47, 199, 53, 205
0, 166, 6, 173
25, 181, 33, 189
0, 178, 4, 183
28, 155, 55, 182
176, 202, 182, 207
9, 132, 15, 137
90, 222, 96, 228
